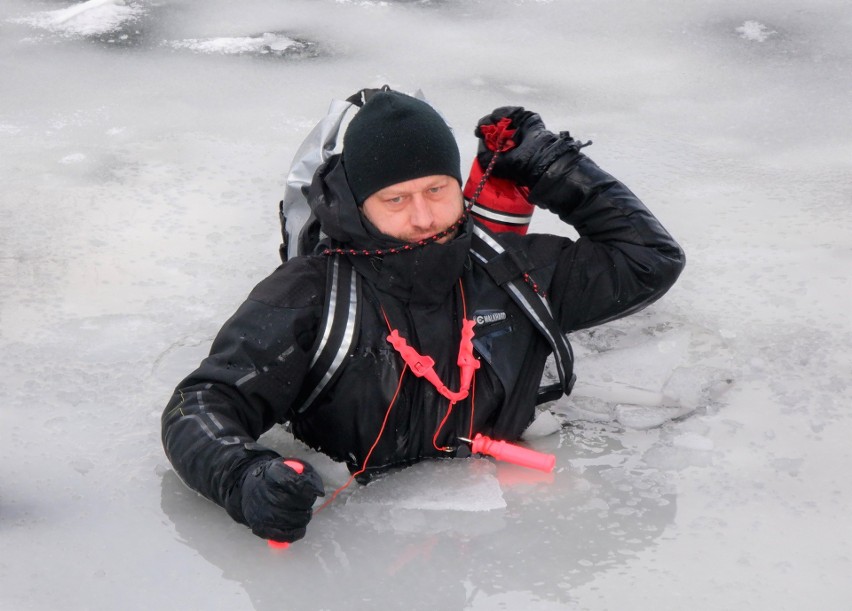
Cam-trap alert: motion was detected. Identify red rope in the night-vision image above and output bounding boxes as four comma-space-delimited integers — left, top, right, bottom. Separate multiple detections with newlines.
468, 370, 477, 441
315, 362, 409, 514
432, 399, 458, 453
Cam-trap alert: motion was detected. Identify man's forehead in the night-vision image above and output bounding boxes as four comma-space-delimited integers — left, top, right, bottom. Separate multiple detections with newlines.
377, 175, 454, 195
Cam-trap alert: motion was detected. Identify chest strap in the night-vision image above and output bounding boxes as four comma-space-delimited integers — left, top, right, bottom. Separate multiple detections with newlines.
470, 224, 575, 398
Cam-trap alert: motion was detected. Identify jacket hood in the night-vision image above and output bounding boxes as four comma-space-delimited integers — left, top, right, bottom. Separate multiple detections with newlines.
307, 154, 472, 305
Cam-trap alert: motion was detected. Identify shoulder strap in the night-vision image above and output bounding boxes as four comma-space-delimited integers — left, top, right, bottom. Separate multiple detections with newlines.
471, 223, 576, 400
292, 255, 362, 414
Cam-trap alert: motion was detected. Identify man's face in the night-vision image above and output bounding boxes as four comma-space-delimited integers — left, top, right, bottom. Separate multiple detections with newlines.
361, 175, 464, 244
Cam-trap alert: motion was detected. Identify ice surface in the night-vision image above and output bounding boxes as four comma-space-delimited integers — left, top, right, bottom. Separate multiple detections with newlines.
554, 314, 735, 429
2, 0, 852, 609
345, 460, 507, 512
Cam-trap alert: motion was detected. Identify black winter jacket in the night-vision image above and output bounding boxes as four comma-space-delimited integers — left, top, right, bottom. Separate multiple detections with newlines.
161, 150, 685, 526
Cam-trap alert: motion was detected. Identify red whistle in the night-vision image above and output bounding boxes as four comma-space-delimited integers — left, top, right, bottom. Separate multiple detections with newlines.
462, 434, 555, 473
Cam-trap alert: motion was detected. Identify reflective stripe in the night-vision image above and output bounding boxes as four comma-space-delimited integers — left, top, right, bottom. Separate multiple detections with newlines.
473, 223, 502, 252
309, 257, 341, 369
236, 370, 258, 386
184, 391, 242, 445
237, 346, 295, 387
299, 270, 358, 411
470, 203, 533, 226
294, 255, 361, 414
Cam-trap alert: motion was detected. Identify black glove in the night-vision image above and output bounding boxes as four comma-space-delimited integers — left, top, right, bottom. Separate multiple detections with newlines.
475, 106, 581, 187
240, 458, 325, 543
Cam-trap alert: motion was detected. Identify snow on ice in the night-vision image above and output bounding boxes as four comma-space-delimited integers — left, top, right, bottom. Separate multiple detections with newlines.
736, 21, 777, 43
1, 0, 851, 610
10, 0, 144, 39
165, 33, 314, 57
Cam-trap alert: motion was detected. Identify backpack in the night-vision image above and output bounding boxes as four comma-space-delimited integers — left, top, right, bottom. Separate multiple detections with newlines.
278, 87, 575, 414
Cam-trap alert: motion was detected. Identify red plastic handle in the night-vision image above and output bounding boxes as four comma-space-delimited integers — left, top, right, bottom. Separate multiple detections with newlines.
266, 460, 305, 549
282, 459, 304, 474
470, 434, 555, 472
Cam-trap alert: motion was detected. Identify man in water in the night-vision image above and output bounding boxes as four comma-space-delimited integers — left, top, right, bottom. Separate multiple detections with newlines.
162, 90, 685, 543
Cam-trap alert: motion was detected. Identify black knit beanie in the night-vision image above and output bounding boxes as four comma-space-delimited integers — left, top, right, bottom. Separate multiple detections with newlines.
342, 91, 462, 204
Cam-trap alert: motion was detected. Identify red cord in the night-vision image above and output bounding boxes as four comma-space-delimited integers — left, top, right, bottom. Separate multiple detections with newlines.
468, 370, 476, 441
458, 278, 468, 318
315, 363, 408, 514
432, 399, 458, 453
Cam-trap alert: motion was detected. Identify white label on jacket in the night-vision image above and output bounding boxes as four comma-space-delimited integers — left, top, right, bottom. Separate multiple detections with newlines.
474, 310, 508, 327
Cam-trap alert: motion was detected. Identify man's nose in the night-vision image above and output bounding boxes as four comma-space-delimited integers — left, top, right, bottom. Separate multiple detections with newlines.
409, 195, 435, 229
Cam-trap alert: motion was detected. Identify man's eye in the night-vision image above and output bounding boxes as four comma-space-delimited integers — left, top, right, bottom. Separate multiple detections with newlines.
429, 186, 443, 194
387, 196, 404, 204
